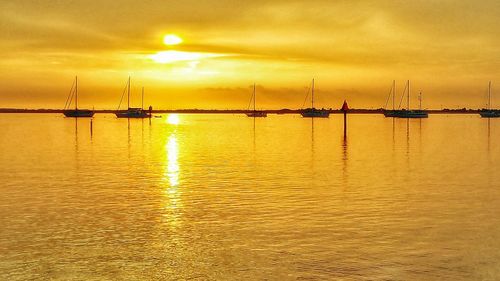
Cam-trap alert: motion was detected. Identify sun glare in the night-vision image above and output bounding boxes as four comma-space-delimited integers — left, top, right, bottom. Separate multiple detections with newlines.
167, 114, 180, 125
163, 34, 183, 45
151, 51, 202, 64
150, 51, 222, 65
166, 135, 179, 186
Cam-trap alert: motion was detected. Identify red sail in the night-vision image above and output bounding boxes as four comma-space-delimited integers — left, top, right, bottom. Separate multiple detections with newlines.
341, 100, 349, 111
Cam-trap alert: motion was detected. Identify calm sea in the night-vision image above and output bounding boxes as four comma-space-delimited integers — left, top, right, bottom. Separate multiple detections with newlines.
0, 113, 499, 280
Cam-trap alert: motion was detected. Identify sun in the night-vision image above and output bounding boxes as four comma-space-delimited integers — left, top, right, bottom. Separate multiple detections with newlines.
163, 34, 183, 46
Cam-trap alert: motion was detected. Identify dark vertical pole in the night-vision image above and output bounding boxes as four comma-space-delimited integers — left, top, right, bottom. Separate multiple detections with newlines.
488, 81, 491, 110
419, 91, 422, 110
341, 100, 349, 138
75, 76, 78, 110
128, 76, 131, 110
407, 80, 410, 110
90, 118, 93, 137
311, 79, 315, 109
343, 111, 347, 137
393, 80, 395, 111
253, 83, 256, 112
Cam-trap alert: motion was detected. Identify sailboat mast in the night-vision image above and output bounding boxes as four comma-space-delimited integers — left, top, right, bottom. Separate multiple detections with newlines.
488, 81, 491, 110
392, 80, 395, 110
142, 87, 144, 110
253, 83, 256, 112
311, 79, 315, 109
419, 92, 422, 110
407, 80, 410, 110
75, 76, 78, 110
127, 76, 131, 109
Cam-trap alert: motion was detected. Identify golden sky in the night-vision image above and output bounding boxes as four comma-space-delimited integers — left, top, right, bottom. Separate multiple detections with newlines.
1, 0, 500, 109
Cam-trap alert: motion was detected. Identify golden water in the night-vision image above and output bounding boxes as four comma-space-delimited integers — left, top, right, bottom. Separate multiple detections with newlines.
0, 114, 499, 280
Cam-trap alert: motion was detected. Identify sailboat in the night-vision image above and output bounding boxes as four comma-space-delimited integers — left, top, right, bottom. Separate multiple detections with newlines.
301, 79, 329, 118
479, 81, 500, 118
391, 80, 428, 118
383, 80, 398, 117
63, 76, 94, 118
246, 83, 267, 117
115, 77, 151, 118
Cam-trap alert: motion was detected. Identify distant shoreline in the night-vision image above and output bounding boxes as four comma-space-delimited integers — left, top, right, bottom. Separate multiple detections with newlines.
0, 108, 483, 114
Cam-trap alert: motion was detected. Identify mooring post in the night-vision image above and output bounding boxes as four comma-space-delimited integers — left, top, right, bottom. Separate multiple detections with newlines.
341, 100, 349, 137
344, 111, 347, 136
90, 118, 93, 136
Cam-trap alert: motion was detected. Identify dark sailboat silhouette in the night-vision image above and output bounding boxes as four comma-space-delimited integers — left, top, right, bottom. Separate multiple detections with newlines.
383, 80, 398, 117
115, 77, 151, 118
301, 79, 329, 118
388, 80, 428, 118
480, 81, 500, 118
246, 83, 267, 117
63, 76, 94, 118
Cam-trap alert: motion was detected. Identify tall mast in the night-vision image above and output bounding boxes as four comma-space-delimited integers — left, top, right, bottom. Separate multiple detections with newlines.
419, 91, 422, 110
488, 81, 491, 110
142, 87, 144, 110
75, 76, 78, 110
407, 80, 410, 110
253, 83, 256, 112
127, 76, 131, 109
392, 80, 395, 110
311, 79, 315, 109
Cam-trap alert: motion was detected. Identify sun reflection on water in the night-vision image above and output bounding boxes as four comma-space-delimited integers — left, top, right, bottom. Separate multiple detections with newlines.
161, 132, 183, 229
166, 135, 179, 187
167, 114, 180, 125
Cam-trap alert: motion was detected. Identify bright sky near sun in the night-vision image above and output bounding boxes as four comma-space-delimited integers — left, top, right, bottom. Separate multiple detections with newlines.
163, 35, 183, 46
1, 0, 500, 109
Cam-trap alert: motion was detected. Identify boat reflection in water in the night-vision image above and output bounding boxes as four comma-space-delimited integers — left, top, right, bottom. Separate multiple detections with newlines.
3, 114, 500, 280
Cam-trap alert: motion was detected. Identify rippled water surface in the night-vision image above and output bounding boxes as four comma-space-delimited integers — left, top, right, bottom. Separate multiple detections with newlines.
1, 113, 500, 280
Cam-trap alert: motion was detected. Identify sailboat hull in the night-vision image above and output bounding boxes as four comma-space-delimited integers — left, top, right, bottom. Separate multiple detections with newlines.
246, 111, 267, 117
480, 110, 500, 118
386, 110, 428, 118
383, 80, 427, 118
63, 77, 94, 118
383, 110, 398, 117
301, 108, 330, 118
63, 110, 94, 117
115, 108, 151, 118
